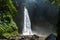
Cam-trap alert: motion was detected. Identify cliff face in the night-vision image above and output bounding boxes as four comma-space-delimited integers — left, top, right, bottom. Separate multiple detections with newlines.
13, 0, 59, 36
12, 0, 24, 33
26, 0, 59, 36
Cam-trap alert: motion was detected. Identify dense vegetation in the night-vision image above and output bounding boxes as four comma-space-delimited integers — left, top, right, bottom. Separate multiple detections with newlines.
0, 0, 18, 38
46, 0, 60, 6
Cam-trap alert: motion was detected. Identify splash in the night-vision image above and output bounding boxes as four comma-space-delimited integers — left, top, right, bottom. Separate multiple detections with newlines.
22, 7, 33, 35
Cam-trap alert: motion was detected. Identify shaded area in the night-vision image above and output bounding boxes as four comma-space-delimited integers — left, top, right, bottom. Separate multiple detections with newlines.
13, 0, 59, 36
45, 34, 56, 40
25, 0, 59, 36
13, 0, 25, 33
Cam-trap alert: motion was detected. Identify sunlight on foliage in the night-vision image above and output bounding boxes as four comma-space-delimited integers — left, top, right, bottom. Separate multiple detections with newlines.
0, 0, 18, 37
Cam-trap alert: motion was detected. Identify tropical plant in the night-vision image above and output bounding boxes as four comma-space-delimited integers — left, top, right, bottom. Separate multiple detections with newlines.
0, 0, 18, 38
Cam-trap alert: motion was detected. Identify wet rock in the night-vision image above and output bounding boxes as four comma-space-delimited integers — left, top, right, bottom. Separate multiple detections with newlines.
45, 34, 56, 40
0, 34, 45, 40
20, 37, 26, 40
32, 34, 39, 38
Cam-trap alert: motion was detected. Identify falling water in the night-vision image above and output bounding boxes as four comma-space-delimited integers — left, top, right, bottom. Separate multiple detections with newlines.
22, 7, 33, 35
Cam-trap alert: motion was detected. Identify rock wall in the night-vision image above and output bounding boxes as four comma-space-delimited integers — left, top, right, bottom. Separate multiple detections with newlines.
13, 0, 59, 36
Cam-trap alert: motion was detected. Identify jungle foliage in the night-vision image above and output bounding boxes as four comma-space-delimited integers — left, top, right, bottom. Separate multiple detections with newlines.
0, 0, 18, 38
46, 0, 60, 6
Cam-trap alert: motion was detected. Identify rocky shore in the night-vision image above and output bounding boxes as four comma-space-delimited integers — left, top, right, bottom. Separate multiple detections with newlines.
0, 34, 45, 40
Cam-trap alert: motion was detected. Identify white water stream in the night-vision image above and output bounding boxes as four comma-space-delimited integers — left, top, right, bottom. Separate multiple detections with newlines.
22, 7, 33, 35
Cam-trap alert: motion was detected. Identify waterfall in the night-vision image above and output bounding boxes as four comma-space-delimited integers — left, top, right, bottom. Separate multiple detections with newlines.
22, 7, 33, 35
